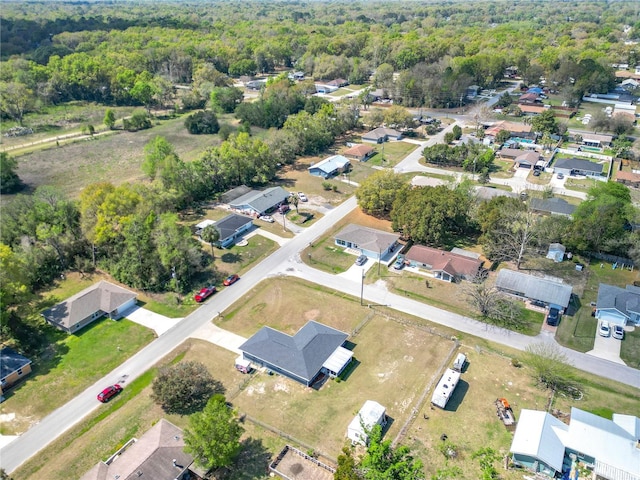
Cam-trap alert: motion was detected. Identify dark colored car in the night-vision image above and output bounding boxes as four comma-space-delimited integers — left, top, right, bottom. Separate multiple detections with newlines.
355, 254, 367, 266
223, 274, 240, 286
546, 307, 560, 326
194, 286, 216, 303
97, 384, 122, 403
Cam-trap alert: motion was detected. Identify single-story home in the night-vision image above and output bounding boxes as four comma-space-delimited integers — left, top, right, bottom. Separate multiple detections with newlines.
495, 269, 572, 310
404, 245, 483, 282
498, 148, 525, 160
616, 170, 640, 188
510, 408, 640, 479
200, 214, 253, 248
315, 83, 339, 94
334, 224, 400, 260
519, 105, 547, 115
343, 144, 375, 162
42, 281, 137, 333
239, 321, 352, 387
0, 348, 32, 397
220, 185, 253, 204
546, 243, 566, 263
326, 78, 348, 87
621, 78, 639, 89
361, 127, 402, 144
515, 151, 541, 169
228, 186, 290, 217
580, 133, 614, 148
553, 158, 605, 178
518, 93, 539, 104
347, 400, 387, 446
484, 121, 533, 138
529, 197, 576, 217
595, 283, 640, 327
80, 419, 198, 480
308, 155, 351, 178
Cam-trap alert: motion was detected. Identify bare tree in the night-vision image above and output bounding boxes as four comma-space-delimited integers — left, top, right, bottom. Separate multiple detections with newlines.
492, 209, 539, 269
524, 343, 579, 395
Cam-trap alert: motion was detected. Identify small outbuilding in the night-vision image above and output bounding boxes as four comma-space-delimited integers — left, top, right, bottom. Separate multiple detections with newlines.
347, 400, 387, 445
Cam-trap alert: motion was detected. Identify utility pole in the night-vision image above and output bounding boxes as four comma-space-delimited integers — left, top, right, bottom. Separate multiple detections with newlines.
360, 269, 365, 306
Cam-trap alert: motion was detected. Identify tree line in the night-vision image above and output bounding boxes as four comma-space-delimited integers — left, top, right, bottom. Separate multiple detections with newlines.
1, 0, 636, 124
356, 169, 639, 263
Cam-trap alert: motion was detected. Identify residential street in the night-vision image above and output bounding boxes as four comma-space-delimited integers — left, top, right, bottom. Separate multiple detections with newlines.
0, 117, 634, 474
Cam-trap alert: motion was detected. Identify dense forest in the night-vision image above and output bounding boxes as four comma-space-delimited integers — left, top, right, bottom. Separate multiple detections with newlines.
2, 0, 639, 117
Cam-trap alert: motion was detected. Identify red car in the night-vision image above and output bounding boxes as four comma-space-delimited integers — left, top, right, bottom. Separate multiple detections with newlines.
194, 286, 216, 303
97, 384, 122, 403
223, 274, 240, 286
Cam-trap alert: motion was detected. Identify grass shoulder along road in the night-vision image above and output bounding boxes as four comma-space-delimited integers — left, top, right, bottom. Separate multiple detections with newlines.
12, 278, 640, 480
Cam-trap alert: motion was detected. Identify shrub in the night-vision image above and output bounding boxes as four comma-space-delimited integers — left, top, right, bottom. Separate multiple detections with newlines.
322, 181, 332, 191
184, 110, 220, 134
123, 111, 152, 131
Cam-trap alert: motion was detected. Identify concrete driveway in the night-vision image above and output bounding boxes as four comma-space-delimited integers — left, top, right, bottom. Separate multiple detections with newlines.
124, 306, 182, 336
586, 320, 625, 365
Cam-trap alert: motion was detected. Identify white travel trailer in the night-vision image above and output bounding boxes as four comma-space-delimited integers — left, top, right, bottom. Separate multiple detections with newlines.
347, 400, 387, 445
431, 368, 461, 409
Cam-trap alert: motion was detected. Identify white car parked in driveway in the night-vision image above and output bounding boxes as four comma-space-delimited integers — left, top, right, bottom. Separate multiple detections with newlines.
258, 215, 274, 223
297, 192, 308, 202
598, 320, 611, 337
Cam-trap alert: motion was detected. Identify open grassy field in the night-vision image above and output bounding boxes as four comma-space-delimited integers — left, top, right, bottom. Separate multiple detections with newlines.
365, 141, 419, 167
7, 113, 225, 199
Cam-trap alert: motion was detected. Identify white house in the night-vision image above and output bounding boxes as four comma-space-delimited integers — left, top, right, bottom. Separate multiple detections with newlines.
595, 283, 640, 326
510, 408, 640, 479
347, 400, 387, 445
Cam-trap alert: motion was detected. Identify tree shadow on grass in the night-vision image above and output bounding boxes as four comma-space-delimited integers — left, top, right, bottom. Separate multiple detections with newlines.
224, 437, 272, 480
220, 252, 242, 264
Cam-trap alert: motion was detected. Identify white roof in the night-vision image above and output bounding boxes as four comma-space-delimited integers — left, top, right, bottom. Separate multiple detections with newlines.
510, 410, 567, 472
348, 400, 386, 435
195, 219, 216, 230
561, 408, 640, 478
235, 356, 251, 368
322, 346, 353, 374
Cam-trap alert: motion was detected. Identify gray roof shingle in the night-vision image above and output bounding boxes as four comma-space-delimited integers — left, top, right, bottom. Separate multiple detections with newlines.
0, 348, 32, 382
41, 281, 137, 330
529, 197, 576, 216
496, 269, 573, 308
239, 321, 348, 384
214, 214, 253, 241
596, 283, 640, 320
229, 186, 290, 214
334, 224, 400, 253
554, 158, 604, 173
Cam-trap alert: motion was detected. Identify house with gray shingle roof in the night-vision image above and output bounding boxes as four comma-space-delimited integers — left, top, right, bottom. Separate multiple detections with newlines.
42, 281, 137, 333
496, 269, 573, 310
361, 127, 402, 144
0, 347, 32, 397
199, 213, 253, 248
239, 321, 352, 387
529, 197, 576, 217
334, 224, 400, 261
80, 419, 197, 480
595, 283, 640, 327
228, 186, 290, 217
553, 158, 605, 178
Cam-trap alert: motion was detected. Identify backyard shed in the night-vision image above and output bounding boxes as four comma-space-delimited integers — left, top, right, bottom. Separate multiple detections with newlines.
546, 243, 566, 263
347, 400, 387, 445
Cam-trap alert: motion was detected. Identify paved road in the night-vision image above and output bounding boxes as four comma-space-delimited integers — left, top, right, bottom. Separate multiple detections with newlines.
0, 198, 357, 473
272, 261, 640, 389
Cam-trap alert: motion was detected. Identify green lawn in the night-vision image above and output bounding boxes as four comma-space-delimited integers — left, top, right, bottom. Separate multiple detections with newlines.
367, 141, 419, 167
213, 234, 278, 277
0, 318, 155, 435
